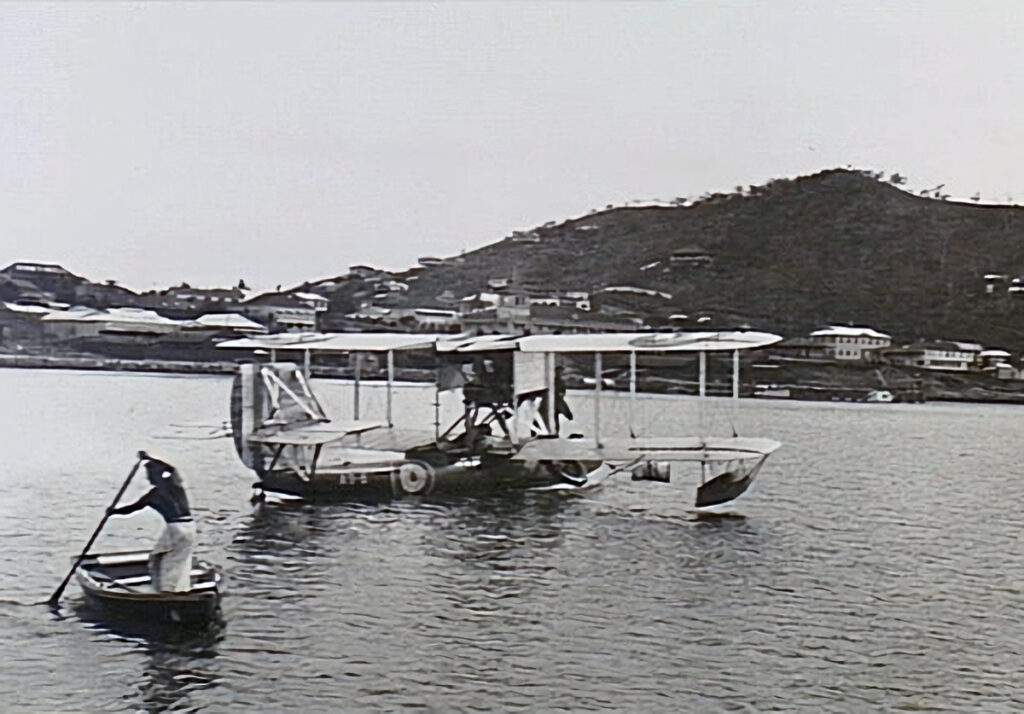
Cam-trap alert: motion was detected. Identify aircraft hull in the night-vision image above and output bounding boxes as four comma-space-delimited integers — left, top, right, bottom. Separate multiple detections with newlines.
252, 456, 601, 503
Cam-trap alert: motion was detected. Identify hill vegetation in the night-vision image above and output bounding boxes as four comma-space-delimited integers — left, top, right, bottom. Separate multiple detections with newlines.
397, 169, 1024, 349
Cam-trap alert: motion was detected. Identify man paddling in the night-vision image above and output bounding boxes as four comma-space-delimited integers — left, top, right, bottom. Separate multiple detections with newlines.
106, 452, 195, 592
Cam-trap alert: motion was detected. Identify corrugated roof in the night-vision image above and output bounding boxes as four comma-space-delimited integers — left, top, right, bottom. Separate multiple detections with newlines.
810, 325, 891, 339
194, 313, 268, 332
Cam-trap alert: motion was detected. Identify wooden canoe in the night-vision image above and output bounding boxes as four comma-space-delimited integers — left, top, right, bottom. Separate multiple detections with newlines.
74, 550, 222, 626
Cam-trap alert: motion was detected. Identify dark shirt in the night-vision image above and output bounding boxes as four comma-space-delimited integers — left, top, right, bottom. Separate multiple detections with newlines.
114, 484, 192, 523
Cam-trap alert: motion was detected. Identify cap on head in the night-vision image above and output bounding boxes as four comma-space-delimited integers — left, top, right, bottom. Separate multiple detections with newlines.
144, 460, 168, 481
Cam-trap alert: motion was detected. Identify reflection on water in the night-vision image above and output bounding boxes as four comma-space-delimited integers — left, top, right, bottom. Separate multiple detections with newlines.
3, 371, 1024, 710
59, 603, 225, 713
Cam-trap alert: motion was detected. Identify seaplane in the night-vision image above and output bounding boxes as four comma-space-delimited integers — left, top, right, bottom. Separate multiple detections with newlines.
214, 330, 783, 507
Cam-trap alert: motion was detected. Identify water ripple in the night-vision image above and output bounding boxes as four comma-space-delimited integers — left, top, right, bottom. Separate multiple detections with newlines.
2, 373, 1024, 710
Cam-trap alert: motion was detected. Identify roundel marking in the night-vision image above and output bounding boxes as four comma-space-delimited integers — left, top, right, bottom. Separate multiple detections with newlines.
398, 461, 434, 495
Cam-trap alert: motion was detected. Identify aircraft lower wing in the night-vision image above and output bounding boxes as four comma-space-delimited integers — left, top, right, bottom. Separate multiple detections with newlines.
336, 426, 438, 452
248, 420, 387, 445
512, 435, 781, 463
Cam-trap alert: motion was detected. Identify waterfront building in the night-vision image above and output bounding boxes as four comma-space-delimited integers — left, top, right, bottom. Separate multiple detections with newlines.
881, 341, 983, 371
808, 325, 892, 361
40, 306, 182, 340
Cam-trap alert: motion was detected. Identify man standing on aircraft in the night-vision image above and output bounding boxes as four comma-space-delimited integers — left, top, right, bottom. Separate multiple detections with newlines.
540, 365, 573, 432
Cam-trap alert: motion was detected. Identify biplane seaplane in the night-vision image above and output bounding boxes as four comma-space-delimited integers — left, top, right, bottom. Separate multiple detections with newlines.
215, 330, 783, 507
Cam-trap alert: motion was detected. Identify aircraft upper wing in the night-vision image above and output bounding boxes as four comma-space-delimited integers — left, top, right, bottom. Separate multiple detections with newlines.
217, 330, 782, 355
217, 332, 448, 353
512, 435, 782, 462
516, 331, 783, 353
248, 420, 387, 445
435, 334, 521, 353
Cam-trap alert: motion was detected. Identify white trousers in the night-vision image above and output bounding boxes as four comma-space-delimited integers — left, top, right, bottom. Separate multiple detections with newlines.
149, 521, 197, 592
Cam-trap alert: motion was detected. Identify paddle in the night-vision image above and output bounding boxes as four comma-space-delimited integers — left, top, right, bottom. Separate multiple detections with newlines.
46, 453, 146, 608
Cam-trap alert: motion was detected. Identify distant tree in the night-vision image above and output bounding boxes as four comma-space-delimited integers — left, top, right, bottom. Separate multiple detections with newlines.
971, 193, 981, 203
888, 173, 907, 185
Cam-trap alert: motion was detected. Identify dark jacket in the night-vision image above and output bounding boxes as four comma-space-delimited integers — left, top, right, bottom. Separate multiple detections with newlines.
111, 470, 192, 523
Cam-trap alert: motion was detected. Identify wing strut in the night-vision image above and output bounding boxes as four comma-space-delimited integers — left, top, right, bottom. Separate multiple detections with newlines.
594, 352, 603, 448
628, 350, 637, 439
353, 353, 362, 420
386, 350, 395, 427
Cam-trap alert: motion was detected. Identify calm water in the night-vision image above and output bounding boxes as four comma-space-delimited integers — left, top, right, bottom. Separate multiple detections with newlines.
2, 368, 1023, 712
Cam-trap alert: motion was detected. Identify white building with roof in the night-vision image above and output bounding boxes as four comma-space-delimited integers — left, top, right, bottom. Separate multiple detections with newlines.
809, 325, 892, 361
41, 306, 183, 339
882, 341, 983, 371
192, 313, 268, 334
291, 292, 329, 313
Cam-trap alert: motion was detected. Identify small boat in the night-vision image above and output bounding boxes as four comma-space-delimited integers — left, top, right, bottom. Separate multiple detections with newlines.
74, 550, 223, 626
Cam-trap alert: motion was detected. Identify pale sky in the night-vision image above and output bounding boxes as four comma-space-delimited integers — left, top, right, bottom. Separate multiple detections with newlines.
3, 2, 1023, 293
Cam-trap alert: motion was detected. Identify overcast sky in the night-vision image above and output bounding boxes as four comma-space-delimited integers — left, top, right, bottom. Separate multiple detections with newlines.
3, 2, 1022, 292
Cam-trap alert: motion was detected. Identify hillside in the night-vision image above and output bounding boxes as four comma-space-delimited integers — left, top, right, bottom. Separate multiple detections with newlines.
396, 169, 1024, 349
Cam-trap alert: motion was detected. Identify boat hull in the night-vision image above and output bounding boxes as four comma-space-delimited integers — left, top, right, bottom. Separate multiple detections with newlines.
75, 551, 222, 626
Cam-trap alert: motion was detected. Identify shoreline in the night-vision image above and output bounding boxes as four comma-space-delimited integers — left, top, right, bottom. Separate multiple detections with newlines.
3, 353, 1024, 405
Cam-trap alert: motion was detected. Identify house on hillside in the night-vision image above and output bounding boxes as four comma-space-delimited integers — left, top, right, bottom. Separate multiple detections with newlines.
528, 305, 641, 334
881, 341, 983, 371
669, 246, 714, 267
348, 265, 380, 279
983, 273, 1008, 294
766, 337, 834, 361
508, 231, 541, 244
291, 292, 329, 313
137, 285, 245, 319
978, 348, 1012, 369
0, 262, 84, 300
406, 308, 460, 332
0, 275, 54, 305
593, 285, 672, 316
75, 281, 140, 309
237, 293, 317, 333
808, 325, 892, 361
